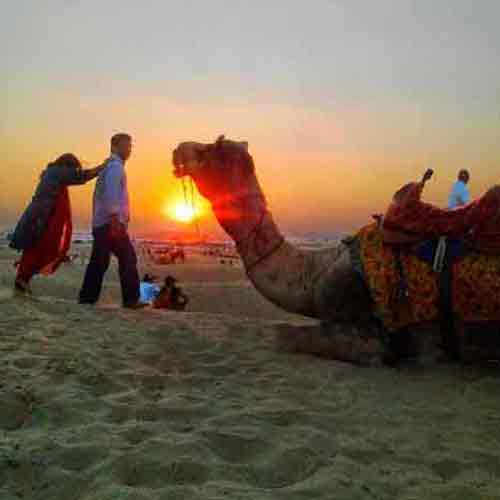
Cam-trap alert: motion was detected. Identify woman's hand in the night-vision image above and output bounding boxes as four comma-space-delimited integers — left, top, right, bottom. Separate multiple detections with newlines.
97, 157, 111, 172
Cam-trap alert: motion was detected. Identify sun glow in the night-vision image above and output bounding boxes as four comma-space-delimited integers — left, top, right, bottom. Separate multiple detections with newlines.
164, 201, 199, 223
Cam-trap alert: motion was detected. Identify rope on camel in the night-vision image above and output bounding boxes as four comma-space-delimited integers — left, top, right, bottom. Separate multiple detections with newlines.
181, 177, 201, 239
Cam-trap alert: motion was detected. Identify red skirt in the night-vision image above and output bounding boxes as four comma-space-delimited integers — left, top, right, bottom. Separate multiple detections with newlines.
16, 187, 72, 281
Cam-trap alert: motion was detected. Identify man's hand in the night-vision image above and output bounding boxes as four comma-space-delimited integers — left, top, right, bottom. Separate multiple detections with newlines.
110, 215, 126, 239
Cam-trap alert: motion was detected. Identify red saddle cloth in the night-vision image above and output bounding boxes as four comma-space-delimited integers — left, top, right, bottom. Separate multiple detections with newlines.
382, 182, 500, 253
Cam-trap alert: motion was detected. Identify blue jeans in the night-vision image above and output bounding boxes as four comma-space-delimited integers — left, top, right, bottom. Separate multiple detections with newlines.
79, 224, 139, 306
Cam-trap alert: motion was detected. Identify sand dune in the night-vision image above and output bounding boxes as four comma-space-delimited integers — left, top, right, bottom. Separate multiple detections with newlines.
1, 244, 500, 499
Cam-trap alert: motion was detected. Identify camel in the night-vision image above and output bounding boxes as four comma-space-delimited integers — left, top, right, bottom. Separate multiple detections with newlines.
172, 136, 500, 365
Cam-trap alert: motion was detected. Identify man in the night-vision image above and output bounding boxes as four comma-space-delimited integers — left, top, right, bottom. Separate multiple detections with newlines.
448, 169, 470, 209
79, 133, 145, 308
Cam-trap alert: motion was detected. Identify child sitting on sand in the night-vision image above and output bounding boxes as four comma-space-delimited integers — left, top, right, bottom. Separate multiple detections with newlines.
153, 275, 189, 311
139, 273, 161, 305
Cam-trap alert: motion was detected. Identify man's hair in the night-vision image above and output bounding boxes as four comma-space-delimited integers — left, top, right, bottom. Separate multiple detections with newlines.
458, 169, 470, 181
111, 133, 132, 148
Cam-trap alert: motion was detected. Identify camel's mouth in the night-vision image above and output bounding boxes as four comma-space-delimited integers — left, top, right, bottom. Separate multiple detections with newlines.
172, 161, 201, 179
172, 163, 186, 178
172, 148, 187, 178
172, 141, 208, 179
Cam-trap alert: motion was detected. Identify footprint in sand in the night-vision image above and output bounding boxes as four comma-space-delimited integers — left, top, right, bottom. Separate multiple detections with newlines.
203, 430, 269, 463
120, 426, 155, 446
198, 358, 238, 377
55, 444, 109, 472
106, 402, 134, 424
12, 356, 42, 370
432, 453, 500, 482
0, 390, 32, 430
113, 453, 209, 488
77, 371, 123, 397
243, 446, 327, 489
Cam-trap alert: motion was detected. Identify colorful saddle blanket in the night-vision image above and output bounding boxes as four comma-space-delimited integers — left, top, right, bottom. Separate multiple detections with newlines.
356, 223, 500, 331
383, 182, 500, 253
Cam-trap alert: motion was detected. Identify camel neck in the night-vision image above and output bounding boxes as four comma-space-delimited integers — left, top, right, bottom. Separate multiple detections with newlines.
211, 185, 284, 272
234, 211, 285, 273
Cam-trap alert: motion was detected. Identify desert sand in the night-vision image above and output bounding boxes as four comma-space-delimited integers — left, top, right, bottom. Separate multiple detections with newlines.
1, 242, 500, 500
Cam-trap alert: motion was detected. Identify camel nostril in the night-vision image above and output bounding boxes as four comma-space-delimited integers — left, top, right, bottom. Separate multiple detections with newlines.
173, 164, 190, 178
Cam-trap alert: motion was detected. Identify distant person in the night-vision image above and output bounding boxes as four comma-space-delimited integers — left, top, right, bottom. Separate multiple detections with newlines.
79, 133, 146, 309
10, 153, 105, 295
153, 275, 189, 310
139, 273, 160, 304
448, 169, 470, 209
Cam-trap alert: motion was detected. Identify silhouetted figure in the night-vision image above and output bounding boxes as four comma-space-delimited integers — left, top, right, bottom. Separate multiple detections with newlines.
448, 169, 470, 208
153, 275, 189, 310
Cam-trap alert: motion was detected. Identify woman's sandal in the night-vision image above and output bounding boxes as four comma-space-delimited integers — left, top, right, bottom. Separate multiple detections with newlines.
14, 279, 33, 296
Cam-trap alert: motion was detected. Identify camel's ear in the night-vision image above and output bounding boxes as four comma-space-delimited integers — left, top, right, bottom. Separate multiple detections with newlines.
213, 135, 248, 152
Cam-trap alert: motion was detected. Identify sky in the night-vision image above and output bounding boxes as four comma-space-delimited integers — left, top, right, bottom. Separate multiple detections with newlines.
1, 0, 499, 235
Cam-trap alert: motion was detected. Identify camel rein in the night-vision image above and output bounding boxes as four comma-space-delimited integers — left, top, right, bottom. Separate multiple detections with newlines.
180, 174, 284, 275
181, 177, 201, 237
234, 208, 285, 275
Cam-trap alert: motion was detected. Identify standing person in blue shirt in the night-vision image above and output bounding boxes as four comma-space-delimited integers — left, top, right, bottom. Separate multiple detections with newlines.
448, 169, 470, 209
79, 133, 145, 309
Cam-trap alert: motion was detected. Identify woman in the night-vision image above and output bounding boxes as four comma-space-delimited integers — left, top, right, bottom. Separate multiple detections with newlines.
10, 153, 106, 294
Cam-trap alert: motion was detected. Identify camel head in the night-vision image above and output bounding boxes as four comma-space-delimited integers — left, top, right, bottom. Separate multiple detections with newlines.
172, 136, 257, 211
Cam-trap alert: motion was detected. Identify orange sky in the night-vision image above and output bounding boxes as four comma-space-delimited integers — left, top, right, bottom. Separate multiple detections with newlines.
2, 88, 499, 236
2, 2, 499, 236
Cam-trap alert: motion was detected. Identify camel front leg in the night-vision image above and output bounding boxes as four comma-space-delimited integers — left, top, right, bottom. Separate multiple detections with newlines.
274, 321, 386, 366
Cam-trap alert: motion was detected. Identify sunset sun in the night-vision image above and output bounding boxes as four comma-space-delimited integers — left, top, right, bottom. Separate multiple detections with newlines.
164, 201, 200, 223
174, 203, 196, 222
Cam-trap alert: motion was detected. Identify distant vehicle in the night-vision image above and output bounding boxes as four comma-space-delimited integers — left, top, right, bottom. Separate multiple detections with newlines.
150, 247, 186, 265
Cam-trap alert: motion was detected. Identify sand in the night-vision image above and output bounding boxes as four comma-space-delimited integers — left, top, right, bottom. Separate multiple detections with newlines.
1, 243, 500, 500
